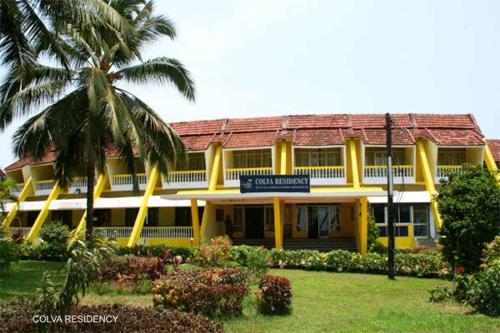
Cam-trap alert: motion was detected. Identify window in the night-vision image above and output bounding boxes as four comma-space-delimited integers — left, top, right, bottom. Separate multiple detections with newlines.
187, 153, 206, 170
295, 148, 342, 167
413, 204, 429, 237
264, 206, 274, 231
145, 208, 159, 226
296, 206, 308, 232
329, 206, 341, 232
233, 206, 244, 232
175, 207, 204, 226
233, 149, 272, 168
371, 204, 430, 238
398, 205, 411, 224
125, 208, 139, 227
372, 205, 386, 224
438, 148, 466, 165
365, 148, 406, 166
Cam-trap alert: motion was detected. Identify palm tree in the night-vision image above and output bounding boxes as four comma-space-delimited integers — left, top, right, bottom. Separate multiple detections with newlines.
2, 0, 195, 239
0, 0, 130, 124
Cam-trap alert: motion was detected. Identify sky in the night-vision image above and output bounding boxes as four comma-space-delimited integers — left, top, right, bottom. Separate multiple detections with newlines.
1, 0, 500, 168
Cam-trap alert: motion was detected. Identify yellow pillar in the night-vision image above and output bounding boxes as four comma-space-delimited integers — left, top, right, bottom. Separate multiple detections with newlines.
416, 140, 442, 229
190, 199, 201, 247
70, 172, 108, 242
200, 202, 213, 243
25, 182, 60, 243
209, 146, 222, 192
273, 197, 283, 249
359, 196, 368, 255
127, 166, 159, 247
2, 177, 33, 231
349, 139, 360, 188
484, 143, 500, 182
280, 141, 287, 175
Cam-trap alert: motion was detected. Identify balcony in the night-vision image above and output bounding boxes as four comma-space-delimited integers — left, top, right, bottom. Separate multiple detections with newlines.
34, 180, 55, 196
363, 165, 415, 184
9, 183, 24, 197
436, 165, 463, 183
294, 166, 345, 185
163, 170, 208, 189
140, 226, 193, 239
111, 173, 147, 191
95, 227, 133, 239
224, 167, 273, 187
67, 177, 97, 194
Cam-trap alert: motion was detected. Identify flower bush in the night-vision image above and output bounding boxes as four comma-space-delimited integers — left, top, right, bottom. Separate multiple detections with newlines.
0, 298, 223, 333
197, 235, 233, 267
152, 267, 248, 318
256, 275, 292, 315
99, 254, 168, 283
115, 244, 194, 261
230, 246, 450, 278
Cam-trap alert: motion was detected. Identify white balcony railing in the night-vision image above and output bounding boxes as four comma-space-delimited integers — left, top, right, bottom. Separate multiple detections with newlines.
436, 165, 463, 182
164, 170, 208, 189
68, 177, 95, 194
363, 165, 415, 184
111, 173, 147, 191
140, 227, 193, 239
294, 166, 345, 185
224, 167, 273, 187
34, 180, 55, 195
9, 183, 24, 196
94, 227, 134, 238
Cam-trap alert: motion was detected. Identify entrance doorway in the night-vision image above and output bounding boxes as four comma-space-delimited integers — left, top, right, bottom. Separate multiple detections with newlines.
245, 207, 264, 239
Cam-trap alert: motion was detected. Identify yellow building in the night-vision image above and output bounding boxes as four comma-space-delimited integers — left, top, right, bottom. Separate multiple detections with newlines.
2, 113, 498, 254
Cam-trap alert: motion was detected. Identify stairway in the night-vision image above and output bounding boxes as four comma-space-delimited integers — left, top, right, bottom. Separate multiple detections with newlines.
232, 238, 357, 252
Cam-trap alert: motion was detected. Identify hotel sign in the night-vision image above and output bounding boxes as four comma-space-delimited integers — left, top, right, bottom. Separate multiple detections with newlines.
240, 175, 310, 193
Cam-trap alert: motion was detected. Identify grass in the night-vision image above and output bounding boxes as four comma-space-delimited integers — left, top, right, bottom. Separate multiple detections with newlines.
1, 261, 499, 332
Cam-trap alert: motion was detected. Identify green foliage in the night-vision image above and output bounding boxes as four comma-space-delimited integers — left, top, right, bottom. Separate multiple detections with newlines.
256, 275, 292, 315
246, 246, 270, 282
152, 268, 249, 318
369, 241, 387, 254
20, 242, 69, 261
99, 254, 168, 282
231, 245, 450, 278
0, 298, 222, 333
437, 164, 500, 273
115, 244, 194, 261
367, 215, 380, 248
465, 264, 500, 316
39, 222, 70, 244
428, 285, 452, 303
35, 271, 59, 316
197, 236, 233, 267
0, 238, 19, 270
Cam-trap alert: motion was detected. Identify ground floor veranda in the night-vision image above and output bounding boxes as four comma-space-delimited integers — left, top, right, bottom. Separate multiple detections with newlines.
5, 190, 436, 254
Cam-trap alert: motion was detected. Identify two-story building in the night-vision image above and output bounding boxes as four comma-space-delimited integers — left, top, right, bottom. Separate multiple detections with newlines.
2, 113, 499, 254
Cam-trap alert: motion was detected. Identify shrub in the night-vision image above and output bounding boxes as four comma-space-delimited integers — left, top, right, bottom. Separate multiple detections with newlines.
482, 236, 500, 265
152, 267, 248, 318
369, 241, 387, 254
256, 275, 292, 315
246, 246, 270, 281
0, 238, 19, 270
428, 285, 452, 303
437, 164, 500, 273
21, 242, 69, 261
197, 235, 232, 267
367, 216, 380, 249
99, 255, 168, 282
39, 221, 70, 244
0, 298, 223, 333
466, 264, 500, 316
115, 244, 194, 261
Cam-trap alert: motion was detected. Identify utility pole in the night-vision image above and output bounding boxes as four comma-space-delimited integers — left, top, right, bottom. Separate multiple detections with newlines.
386, 113, 395, 280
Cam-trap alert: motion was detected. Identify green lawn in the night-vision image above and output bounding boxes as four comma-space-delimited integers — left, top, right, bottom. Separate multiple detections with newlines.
1, 261, 499, 333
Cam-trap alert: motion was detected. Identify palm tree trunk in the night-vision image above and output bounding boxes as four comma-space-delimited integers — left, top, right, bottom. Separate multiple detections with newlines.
85, 159, 95, 240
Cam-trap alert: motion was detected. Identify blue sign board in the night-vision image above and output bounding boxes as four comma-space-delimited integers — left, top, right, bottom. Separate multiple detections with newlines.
240, 175, 310, 193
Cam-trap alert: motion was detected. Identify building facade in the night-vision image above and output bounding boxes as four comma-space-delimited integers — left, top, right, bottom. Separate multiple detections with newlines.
2, 114, 499, 254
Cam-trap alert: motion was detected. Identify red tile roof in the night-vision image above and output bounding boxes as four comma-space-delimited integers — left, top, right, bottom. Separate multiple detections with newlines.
4, 114, 486, 170
487, 139, 500, 162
